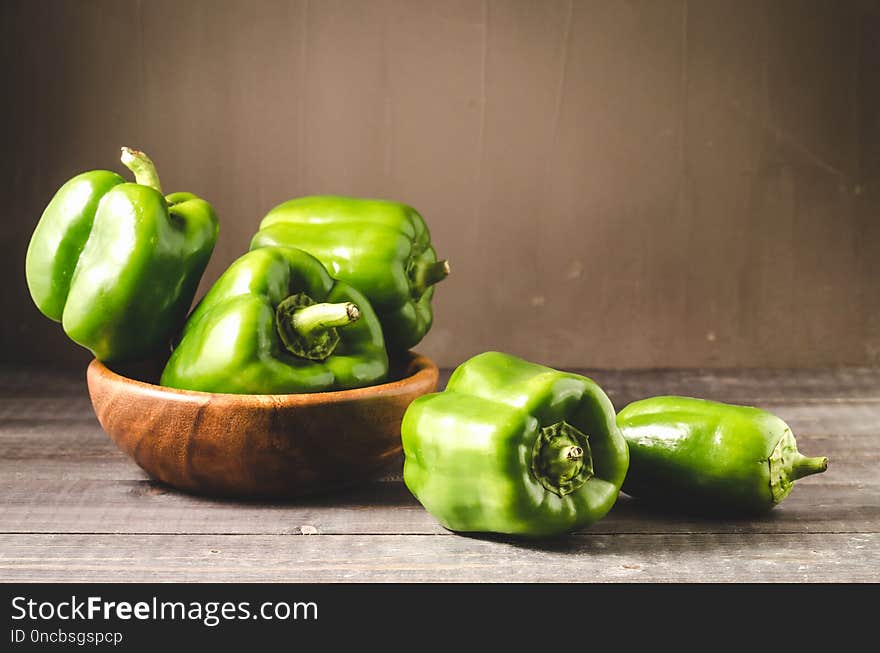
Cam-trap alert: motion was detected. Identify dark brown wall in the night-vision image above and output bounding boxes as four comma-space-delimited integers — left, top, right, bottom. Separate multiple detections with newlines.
3, 0, 878, 370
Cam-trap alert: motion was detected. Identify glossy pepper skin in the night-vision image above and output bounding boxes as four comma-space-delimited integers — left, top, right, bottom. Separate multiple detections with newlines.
402, 351, 629, 537
161, 246, 388, 394
249, 196, 449, 352
25, 148, 218, 363
617, 396, 828, 513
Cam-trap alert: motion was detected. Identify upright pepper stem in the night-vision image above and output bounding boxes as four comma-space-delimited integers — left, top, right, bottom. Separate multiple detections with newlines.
541, 445, 584, 483
531, 421, 594, 497
411, 259, 450, 297
275, 293, 360, 361
120, 147, 163, 194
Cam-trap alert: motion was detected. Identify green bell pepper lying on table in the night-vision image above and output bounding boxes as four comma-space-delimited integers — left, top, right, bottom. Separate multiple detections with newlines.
25, 147, 218, 362
402, 351, 629, 537
160, 246, 388, 394
617, 396, 828, 513
249, 195, 449, 352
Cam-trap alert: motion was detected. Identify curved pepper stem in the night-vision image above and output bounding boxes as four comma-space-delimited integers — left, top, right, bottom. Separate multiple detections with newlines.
292, 301, 360, 336
411, 259, 450, 297
120, 147, 163, 194
769, 429, 828, 504
789, 453, 828, 480
275, 293, 360, 361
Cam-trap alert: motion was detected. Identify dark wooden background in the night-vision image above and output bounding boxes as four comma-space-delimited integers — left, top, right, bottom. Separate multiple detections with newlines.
3, 0, 879, 370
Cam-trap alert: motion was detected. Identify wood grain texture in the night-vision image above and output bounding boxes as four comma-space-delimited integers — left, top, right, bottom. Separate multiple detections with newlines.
0, 477, 875, 537
0, 366, 878, 582
1, 533, 875, 582
2, 0, 878, 370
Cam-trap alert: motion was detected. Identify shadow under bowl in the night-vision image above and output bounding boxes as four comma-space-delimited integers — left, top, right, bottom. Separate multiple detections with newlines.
86, 352, 438, 499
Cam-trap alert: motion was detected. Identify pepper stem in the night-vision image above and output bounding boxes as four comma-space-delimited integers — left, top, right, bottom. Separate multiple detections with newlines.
769, 429, 828, 504
292, 302, 360, 335
531, 421, 594, 497
543, 445, 585, 483
411, 259, 450, 297
275, 293, 360, 361
120, 146, 163, 193
789, 453, 829, 480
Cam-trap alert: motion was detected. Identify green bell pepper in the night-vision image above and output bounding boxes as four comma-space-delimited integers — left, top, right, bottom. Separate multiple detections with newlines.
401, 351, 629, 537
160, 246, 389, 394
617, 396, 828, 513
25, 147, 218, 363
249, 195, 449, 352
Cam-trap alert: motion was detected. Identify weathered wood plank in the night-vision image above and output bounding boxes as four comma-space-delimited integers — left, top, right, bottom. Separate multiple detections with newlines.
0, 478, 875, 537
1, 367, 877, 583
3, 366, 880, 402
0, 410, 873, 536
0, 367, 86, 398
0, 397, 95, 421
587, 368, 880, 406
0, 395, 875, 536
2, 400, 875, 452
0, 533, 875, 583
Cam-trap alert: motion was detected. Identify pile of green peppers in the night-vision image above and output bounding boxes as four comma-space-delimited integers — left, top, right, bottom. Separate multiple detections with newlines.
27, 147, 828, 538
27, 148, 450, 395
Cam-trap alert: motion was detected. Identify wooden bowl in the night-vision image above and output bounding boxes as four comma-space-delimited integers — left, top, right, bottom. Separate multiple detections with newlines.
86, 352, 438, 498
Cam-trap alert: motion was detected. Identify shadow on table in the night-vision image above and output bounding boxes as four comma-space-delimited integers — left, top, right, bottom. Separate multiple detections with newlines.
450, 494, 785, 554
131, 477, 785, 554
130, 475, 420, 509
601, 493, 781, 526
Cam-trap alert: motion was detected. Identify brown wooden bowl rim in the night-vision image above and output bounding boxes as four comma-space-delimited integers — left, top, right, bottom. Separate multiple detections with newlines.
87, 351, 439, 407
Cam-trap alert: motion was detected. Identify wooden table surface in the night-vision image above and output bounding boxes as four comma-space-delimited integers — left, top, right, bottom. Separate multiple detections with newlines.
1, 366, 877, 583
